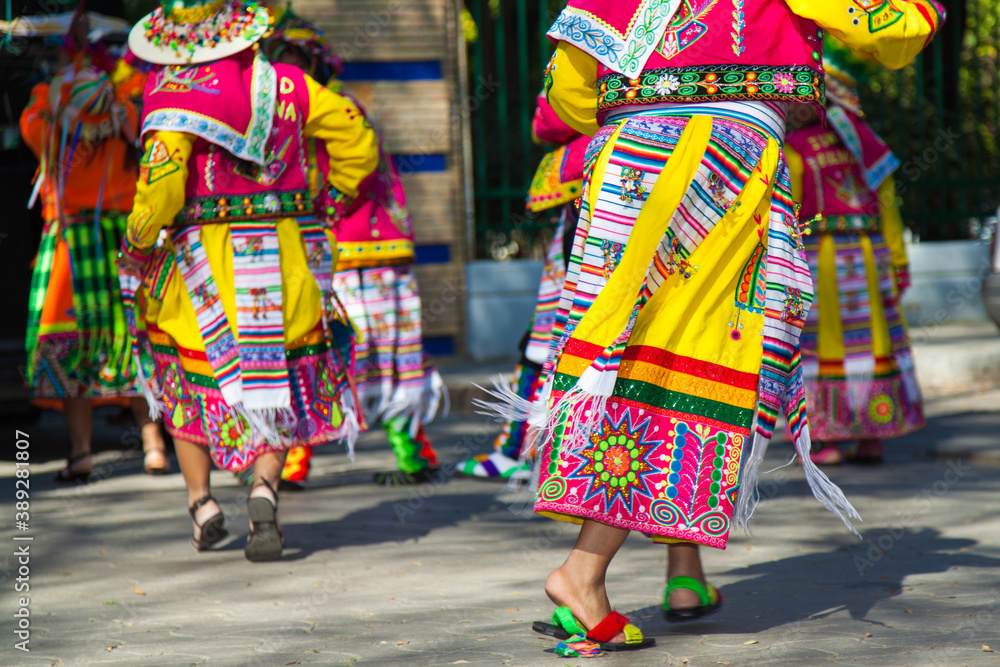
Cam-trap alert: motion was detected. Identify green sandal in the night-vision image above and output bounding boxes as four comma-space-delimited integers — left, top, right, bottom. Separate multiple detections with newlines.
663, 576, 723, 622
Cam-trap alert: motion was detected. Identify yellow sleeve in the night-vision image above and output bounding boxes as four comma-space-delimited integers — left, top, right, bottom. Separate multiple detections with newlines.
786, 146, 805, 206
546, 43, 600, 138
785, 0, 944, 69
878, 175, 908, 268
303, 75, 379, 202
122, 131, 192, 260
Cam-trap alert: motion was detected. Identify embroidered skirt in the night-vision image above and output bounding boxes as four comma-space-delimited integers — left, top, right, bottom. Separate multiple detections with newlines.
27, 214, 139, 401
528, 111, 818, 549
128, 217, 358, 471
332, 264, 445, 429
801, 231, 924, 441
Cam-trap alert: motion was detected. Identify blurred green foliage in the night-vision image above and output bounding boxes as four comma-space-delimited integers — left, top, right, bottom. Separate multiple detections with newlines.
862, 0, 1000, 240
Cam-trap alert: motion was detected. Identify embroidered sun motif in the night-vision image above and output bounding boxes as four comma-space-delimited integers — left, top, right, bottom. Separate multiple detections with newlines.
573, 412, 658, 513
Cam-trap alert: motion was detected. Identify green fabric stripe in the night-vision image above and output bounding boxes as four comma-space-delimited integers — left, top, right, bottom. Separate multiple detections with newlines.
286, 342, 327, 361
613, 377, 753, 428
25, 227, 58, 383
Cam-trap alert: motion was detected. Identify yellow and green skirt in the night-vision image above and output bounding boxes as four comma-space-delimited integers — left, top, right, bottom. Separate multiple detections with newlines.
26, 213, 139, 402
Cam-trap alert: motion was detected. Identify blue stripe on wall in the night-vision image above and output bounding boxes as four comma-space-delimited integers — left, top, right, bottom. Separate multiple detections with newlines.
340, 61, 443, 81
423, 336, 455, 356
414, 245, 451, 265
392, 154, 447, 173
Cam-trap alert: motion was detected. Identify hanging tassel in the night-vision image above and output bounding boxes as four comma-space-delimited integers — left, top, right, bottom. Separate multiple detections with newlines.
793, 423, 862, 536
733, 429, 770, 533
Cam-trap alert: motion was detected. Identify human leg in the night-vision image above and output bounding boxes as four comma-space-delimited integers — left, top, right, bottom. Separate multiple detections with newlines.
663, 543, 723, 621
175, 438, 226, 550
544, 519, 630, 642
56, 398, 93, 482
246, 450, 287, 562
131, 397, 170, 474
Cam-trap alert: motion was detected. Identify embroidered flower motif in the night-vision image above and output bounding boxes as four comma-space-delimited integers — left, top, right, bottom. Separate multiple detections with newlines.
653, 73, 680, 95
263, 194, 281, 212
868, 394, 894, 425
774, 72, 798, 93
219, 414, 249, 451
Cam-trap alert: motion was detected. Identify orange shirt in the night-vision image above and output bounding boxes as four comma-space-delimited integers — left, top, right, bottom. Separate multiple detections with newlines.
20, 81, 140, 220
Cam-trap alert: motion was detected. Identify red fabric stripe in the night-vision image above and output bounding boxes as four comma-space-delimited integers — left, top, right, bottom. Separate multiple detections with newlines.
622, 345, 759, 390
914, 3, 938, 46
147, 323, 209, 361
587, 611, 629, 643
563, 337, 607, 360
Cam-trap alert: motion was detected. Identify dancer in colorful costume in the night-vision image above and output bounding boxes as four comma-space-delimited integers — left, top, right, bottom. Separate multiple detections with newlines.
119, 0, 377, 561
458, 94, 589, 481
264, 10, 447, 488
787, 40, 924, 466
478, 0, 943, 656
21, 12, 168, 482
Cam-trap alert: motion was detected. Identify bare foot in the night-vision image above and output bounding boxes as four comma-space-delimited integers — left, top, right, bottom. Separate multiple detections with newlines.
544, 566, 626, 643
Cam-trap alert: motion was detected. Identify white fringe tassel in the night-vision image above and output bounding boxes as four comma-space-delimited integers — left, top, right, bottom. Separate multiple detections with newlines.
794, 423, 862, 536
733, 430, 770, 534
381, 370, 449, 436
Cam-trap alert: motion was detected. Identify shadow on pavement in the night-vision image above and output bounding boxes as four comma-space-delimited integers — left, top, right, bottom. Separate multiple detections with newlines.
281, 490, 495, 560
625, 528, 1000, 638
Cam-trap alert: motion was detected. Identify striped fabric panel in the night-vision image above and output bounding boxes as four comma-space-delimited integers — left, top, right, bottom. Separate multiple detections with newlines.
870, 236, 910, 352
525, 211, 569, 365
230, 221, 291, 410
172, 226, 243, 406
394, 267, 425, 389
832, 236, 874, 364
756, 157, 816, 440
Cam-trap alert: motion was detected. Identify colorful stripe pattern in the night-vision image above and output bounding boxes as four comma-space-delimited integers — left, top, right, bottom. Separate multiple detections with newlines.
333, 265, 444, 429
230, 220, 291, 412
172, 226, 244, 407
27, 214, 140, 399
525, 209, 572, 365
756, 163, 814, 445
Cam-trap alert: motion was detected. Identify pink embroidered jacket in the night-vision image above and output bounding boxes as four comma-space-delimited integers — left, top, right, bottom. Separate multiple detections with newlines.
308, 93, 416, 269
527, 94, 591, 213
786, 106, 898, 233
142, 51, 317, 225
547, 0, 945, 119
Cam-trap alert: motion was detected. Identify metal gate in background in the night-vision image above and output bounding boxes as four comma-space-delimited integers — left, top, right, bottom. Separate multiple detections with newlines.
466, 0, 1000, 256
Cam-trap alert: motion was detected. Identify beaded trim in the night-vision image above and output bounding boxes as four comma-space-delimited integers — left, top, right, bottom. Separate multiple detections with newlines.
175, 189, 312, 225
597, 65, 823, 115
805, 214, 879, 234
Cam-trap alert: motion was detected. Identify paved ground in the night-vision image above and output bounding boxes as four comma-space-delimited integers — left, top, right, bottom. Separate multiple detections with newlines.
2, 390, 1000, 666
